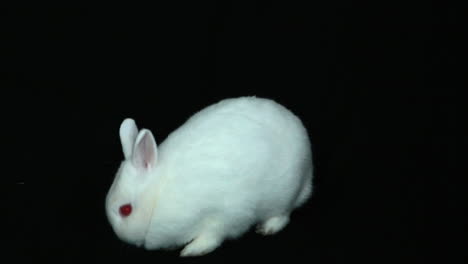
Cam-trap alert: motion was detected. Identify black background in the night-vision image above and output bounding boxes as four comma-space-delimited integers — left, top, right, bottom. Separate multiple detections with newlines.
3, 2, 463, 264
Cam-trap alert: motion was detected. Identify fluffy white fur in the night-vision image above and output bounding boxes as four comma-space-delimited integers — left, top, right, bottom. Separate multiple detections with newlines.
105, 96, 313, 257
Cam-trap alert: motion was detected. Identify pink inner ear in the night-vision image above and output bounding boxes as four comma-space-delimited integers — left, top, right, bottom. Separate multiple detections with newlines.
141, 133, 155, 168
133, 131, 157, 170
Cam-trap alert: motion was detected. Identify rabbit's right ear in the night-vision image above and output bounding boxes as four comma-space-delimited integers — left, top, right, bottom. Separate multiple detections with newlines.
132, 129, 158, 171
120, 118, 139, 160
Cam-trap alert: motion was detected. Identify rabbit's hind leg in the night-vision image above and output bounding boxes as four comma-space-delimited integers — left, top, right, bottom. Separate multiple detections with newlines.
256, 215, 290, 236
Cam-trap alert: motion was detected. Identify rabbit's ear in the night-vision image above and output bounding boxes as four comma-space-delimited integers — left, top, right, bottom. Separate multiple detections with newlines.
132, 129, 158, 170
120, 118, 139, 160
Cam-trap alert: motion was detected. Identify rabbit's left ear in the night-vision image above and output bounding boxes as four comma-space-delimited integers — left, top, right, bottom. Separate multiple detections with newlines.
132, 129, 158, 170
120, 118, 139, 160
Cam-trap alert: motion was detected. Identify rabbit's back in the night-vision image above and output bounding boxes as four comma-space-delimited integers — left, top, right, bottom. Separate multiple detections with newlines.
157, 97, 311, 219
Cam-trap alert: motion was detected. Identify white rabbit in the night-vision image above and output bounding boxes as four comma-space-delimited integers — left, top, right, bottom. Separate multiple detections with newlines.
105, 96, 313, 257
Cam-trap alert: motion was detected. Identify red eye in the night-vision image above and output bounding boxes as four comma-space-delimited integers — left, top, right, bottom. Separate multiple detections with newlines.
119, 204, 132, 217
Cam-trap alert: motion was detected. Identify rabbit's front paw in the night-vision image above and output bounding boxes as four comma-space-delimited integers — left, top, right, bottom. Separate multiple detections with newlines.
180, 233, 221, 257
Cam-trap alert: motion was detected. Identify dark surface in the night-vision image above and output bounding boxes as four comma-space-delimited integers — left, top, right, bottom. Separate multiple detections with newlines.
3, 3, 462, 264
